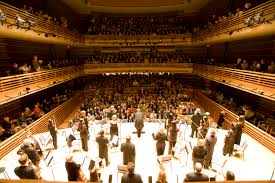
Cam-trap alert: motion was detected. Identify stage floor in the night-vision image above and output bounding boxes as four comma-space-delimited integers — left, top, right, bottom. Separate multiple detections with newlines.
0, 122, 274, 182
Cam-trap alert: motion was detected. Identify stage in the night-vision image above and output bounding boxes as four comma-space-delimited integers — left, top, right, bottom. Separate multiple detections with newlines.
0, 122, 274, 182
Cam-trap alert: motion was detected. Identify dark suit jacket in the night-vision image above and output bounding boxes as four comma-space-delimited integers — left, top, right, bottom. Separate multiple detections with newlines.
14, 165, 38, 179
134, 111, 144, 130
121, 141, 136, 165
184, 172, 209, 182
96, 135, 109, 158
121, 173, 143, 183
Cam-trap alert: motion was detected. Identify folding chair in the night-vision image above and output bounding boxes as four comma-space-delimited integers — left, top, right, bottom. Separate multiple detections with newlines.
212, 157, 228, 175
157, 155, 173, 173
234, 141, 248, 161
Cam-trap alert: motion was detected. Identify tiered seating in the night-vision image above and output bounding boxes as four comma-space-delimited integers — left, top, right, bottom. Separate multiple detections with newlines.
0, 1, 79, 41
0, 66, 83, 105
193, 64, 275, 101
195, 0, 275, 40
0, 92, 83, 159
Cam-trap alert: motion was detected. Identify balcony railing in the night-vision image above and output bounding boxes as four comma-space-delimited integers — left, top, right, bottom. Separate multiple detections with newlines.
83, 63, 194, 74
195, 0, 275, 40
0, 1, 80, 41
0, 66, 83, 105
84, 34, 192, 46
193, 64, 275, 101
192, 90, 275, 153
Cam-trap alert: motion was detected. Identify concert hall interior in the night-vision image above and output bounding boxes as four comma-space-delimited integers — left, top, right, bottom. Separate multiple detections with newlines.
0, 0, 274, 183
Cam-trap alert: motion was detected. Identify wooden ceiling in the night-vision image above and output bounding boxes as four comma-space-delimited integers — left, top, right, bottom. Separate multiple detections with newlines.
61, 0, 211, 14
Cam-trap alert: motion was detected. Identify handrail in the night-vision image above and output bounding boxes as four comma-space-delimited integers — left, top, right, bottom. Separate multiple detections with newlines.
83, 63, 194, 74
0, 92, 83, 159
195, 0, 275, 39
193, 64, 275, 101
192, 90, 275, 153
0, 66, 83, 105
0, 1, 80, 41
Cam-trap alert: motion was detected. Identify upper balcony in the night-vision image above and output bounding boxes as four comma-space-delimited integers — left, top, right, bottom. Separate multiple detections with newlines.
193, 64, 275, 101
0, 1, 275, 46
0, 66, 83, 105
0, 63, 274, 105
0, 1, 82, 45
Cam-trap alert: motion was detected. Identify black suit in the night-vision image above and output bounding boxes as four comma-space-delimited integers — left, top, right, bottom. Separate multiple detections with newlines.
14, 165, 38, 179
134, 111, 144, 137
121, 141, 136, 165
154, 132, 167, 156
48, 123, 57, 149
96, 135, 110, 166
184, 172, 209, 182
121, 173, 143, 183
80, 124, 89, 152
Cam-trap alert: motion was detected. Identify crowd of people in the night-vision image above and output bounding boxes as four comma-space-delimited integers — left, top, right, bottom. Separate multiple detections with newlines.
87, 16, 194, 35
206, 57, 275, 74
0, 88, 75, 142
85, 51, 193, 64
11, 74, 241, 182
2, 55, 79, 77
20, 4, 69, 28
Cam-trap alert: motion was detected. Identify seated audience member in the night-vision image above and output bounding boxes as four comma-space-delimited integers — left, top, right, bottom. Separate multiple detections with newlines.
267, 61, 275, 73
192, 139, 207, 167
121, 162, 143, 183
24, 107, 34, 120
9, 63, 21, 75
225, 170, 235, 180
19, 63, 31, 74
65, 154, 87, 181
233, 58, 242, 69
20, 139, 40, 167
184, 162, 209, 182
14, 153, 39, 179
0, 124, 12, 141
33, 104, 44, 119
260, 59, 268, 72
243, 106, 255, 121
2, 116, 20, 134
0, 9, 6, 25
18, 112, 32, 125
241, 60, 249, 70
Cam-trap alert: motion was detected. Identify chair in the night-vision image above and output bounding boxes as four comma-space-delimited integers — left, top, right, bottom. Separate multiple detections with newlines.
0, 167, 10, 179
157, 155, 172, 173
258, 118, 275, 133
211, 158, 228, 176
234, 141, 248, 161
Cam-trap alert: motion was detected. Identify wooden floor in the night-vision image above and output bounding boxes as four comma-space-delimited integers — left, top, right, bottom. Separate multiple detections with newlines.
0, 123, 274, 182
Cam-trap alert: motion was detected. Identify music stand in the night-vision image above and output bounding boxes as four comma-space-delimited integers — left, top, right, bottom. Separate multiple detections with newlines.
44, 147, 55, 180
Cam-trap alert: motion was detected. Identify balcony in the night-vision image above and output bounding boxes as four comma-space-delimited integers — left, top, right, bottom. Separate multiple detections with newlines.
193, 64, 275, 101
194, 0, 275, 43
83, 63, 194, 74
0, 66, 83, 105
0, 1, 82, 45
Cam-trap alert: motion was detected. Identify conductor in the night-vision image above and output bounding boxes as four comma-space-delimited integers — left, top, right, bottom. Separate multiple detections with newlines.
134, 109, 144, 138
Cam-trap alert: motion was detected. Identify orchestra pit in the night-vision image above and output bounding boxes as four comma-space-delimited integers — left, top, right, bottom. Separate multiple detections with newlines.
0, 0, 274, 183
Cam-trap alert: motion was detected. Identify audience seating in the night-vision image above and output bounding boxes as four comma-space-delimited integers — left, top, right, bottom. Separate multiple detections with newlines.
258, 118, 275, 133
